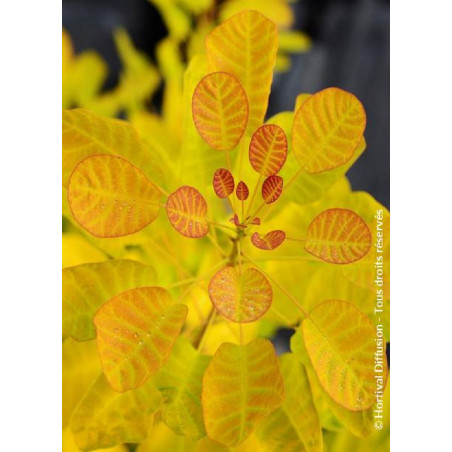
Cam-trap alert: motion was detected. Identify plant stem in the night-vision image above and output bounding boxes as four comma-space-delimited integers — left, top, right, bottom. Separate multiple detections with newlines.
195, 307, 217, 352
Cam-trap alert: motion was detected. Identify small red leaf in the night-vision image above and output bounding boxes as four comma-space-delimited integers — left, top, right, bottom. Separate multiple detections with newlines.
229, 215, 246, 229
236, 181, 249, 201
213, 168, 235, 198
249, 124, 287, 176
251, 230, 286, 250
262, 175, 283, 204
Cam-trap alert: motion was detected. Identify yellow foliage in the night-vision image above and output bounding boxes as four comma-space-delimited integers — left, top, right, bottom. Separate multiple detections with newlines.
62, 6, 389, 451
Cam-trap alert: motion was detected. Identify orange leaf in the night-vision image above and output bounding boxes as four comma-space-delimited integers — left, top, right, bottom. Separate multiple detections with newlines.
292, 87, 366, 173
208, 266, 272, 323
305, 208, 371, 264
202, 339, 285, 446
192, 71, 249, 151
166, 186, 209, 238
302, 300, 388, 410
206, 10, 278, 134
262, 175, 283, 204
94, 287, 188, 392
236, 181, 249, 201
67, 155, 161, 238
213, 168, 235, 198
249, 124, 287, 176
251, 230, 286, 251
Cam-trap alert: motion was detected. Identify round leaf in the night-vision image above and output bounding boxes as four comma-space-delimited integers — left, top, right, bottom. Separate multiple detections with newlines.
94, 287, 188, 392
251, 230, 286, 251
68, 155, 161, 238
208, 266, 272, 323
192, 71, 248, 151
213, 168, 235, 198
292, 88, 366, 173
202, 339, 285, 447
206, 10, 278, 134
262, 175, 284, 204
302, 300, 388, 410
305, 208, 371, 264
249, 124, 287, 176
236, 181, 249, 201
166, 186, 209, 238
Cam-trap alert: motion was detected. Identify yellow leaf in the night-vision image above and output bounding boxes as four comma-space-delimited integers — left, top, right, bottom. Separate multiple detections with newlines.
129, 111, 180, 189
302, 300, 388, 410
256, 354, 322, 452
62, 108, 155, 187
63, 260, 156, 341
62, 339, 101, 428
62, 232, 107, 268
62, 427, 128, 452
219, 0, 294, 29
166, 186, 209, 238
156, 37, 185, 138
70, 51, 107, 106
292, 88, 366, 173
206, 10, 278, 134
70, 373, 161, 450
192, 71, 249, 151
113, 28, 160, 114
274, 54, 291, 72
278, 31, 312, 53
176, 0, 213, 15
294, 93, 311, 112
68, 155, 161, 238
202, 338, 285, 446
148, 0, 191, 40
305, 208, 372, 264
137, 421, 197, 452
154, 337, 211, 439
94, 287, 188, 392
208, 266, 273, 323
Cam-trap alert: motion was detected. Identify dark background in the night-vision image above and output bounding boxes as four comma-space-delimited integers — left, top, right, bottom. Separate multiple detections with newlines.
63, 0, 389, 209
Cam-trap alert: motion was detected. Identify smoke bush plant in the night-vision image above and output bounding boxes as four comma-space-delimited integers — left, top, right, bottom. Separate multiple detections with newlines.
62, 8, 390, 452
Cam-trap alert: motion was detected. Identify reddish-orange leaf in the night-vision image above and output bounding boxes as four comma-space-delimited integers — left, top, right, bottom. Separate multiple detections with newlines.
94, 287, 188, 392
251, 230, 286, 251
67, 155, 161, 238
249, 124, 287, 176
305, 208, 371, 264
213, 168, 235, 198
292, 87, 366, 173
229, 215, 246, 229
250, 217, 261, 225
192, 71, 248, 151
236, 181, 249, 201
166, 186, 209, 238
262, 175, 284, 204
208, 266, 272, 323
